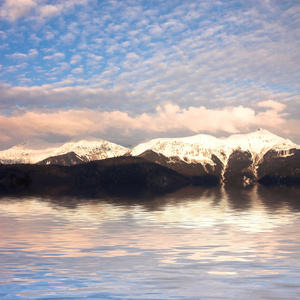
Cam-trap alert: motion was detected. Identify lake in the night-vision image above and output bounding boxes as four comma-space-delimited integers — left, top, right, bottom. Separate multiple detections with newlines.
0, 185, 300, 299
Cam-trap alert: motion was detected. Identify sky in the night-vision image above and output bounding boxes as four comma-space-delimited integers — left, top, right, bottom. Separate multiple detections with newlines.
0, 0, 300, 150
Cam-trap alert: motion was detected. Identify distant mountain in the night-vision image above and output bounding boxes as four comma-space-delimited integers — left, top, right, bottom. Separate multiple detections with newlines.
0, 137, 129, 165
128, 129, 300, 185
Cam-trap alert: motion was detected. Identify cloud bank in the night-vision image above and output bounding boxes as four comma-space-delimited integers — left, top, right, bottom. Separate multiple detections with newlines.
1, 100, 295, 150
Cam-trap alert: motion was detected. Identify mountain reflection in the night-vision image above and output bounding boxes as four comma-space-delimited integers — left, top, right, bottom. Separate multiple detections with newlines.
1, 185, 300, 299
1, 185, 299, 230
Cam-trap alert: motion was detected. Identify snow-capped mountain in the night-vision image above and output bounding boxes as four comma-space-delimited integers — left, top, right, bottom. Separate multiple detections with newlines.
0, 129, 299, 185
130, 129, 296, 164
128, 129, 300, 184
0, 137, 129, 165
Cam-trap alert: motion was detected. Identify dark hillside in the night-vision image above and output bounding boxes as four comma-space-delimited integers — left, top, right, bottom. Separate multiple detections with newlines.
0, 157, 191, 195
38, 151, 87, 166
257, 149, 300, 185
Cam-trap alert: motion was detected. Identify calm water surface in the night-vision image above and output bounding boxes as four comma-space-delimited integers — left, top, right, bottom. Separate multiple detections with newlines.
0, 185, 300, 299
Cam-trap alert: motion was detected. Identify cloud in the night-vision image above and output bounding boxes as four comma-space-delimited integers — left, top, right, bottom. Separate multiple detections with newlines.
29, 33, 41, 45
0, 0, 299, 147
0, 0, 92, 22
5, 49, 38, 61
28, 48, 38, 58
43, 53, 65, 60
72, 66, 84, 74
6, 52, 28, 60
70, 55, 82, 65
44, 31, 55, 40
0, 0, 37, 21
38, 4, 62, 19
0, 101, 293, 150
0, 31, 7, 40
60, 32, 76, 45
0, 84, 128, 112
87, 54, 103, 61
257, 100, 286, 112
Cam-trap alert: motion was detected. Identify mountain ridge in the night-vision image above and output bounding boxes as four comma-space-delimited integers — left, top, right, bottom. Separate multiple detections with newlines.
128, 129, 300, 185
1, 130, 299, 185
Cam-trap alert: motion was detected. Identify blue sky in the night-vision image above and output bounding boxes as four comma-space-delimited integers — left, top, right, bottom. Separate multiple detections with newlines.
0, 0, 300, 149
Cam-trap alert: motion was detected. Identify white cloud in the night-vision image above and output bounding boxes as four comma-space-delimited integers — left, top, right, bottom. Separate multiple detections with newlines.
0, 0, 92, 22
148, 23, 163, 35
72, 66, 84, 74
6, 52, 28, 60
28, 49, 38, 58
0, 0, 37, 21
38, 4, 62, 19
29, 33, 41, 45
5, 49, 38, 61
5, 66, 17, 72
70, 55, 82, 65
43, 53, 65, 60
60, 32, 76, 44
87, 54, 103, 61
0, 31, 7, 40
44, 31, 55, 40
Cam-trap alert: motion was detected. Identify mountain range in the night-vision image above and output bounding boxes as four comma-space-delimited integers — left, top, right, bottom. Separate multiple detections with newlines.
1, 129, 300, 186
0, 137, 129, 165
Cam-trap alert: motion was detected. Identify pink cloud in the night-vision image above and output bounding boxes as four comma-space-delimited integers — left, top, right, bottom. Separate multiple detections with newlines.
0, 0, 37, 21
0, 101, 293, 150
257, 100, 287, 112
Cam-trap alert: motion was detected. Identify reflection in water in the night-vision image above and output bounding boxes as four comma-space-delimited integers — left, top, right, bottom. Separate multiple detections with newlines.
0, 185, 300, 299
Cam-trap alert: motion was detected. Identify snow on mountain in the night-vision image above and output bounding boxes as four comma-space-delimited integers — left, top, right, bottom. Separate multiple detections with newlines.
130, 134, 223, 165
0, 139, 64, 164
127, 129, 300, 184
50, 138, 129, 162
129, 129, 299, 166
223, 129, 298, 164
1, 129, 298, 169
0, 138, 129, 164
1, 130, 299, 185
